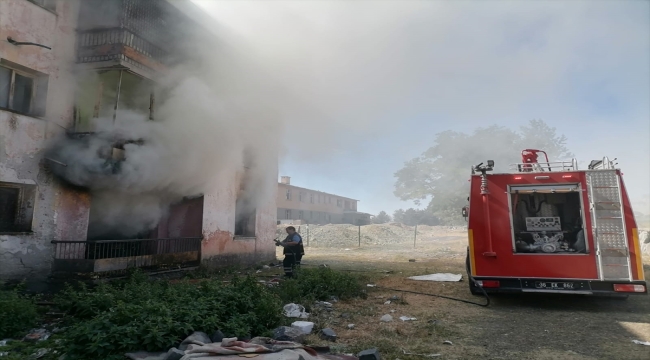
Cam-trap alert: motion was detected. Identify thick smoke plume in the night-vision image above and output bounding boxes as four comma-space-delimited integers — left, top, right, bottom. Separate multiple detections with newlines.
47, 15, 282, 239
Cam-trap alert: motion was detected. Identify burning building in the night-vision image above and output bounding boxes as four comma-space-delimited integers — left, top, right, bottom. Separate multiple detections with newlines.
0, 0, 279, 282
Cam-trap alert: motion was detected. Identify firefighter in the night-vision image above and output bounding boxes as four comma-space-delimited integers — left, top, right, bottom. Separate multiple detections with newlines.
275, 226, 304, 277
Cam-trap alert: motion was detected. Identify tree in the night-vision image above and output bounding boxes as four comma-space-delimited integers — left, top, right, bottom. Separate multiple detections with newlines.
392, 208, 439, 226
373, 211, 392, 224
394, 120, 572, 225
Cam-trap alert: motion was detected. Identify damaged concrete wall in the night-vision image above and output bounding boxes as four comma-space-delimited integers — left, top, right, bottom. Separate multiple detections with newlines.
201, 167, 278, 268
0, 0, 90, 282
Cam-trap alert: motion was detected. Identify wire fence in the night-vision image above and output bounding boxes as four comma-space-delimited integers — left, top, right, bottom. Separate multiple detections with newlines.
276, 223, 466, 249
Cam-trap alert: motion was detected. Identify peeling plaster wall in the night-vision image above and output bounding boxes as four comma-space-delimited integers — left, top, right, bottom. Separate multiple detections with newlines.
0, 0, 90, 282
201, 171, 278, 268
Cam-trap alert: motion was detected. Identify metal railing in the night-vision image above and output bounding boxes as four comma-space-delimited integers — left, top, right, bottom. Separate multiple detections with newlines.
51, 237, 202, 260
509, 159, 578, 172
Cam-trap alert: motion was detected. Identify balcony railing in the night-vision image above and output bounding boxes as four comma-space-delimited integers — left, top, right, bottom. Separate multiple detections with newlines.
51, 237, 201, 273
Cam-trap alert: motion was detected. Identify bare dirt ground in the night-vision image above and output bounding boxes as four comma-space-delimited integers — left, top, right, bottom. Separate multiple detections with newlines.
275, 225, 650, 360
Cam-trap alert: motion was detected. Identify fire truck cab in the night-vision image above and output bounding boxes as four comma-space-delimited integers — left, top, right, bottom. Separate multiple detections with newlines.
465, 149, 647, 296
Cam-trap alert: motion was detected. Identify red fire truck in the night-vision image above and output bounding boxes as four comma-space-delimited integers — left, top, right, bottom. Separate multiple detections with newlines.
463, 149, 647, 296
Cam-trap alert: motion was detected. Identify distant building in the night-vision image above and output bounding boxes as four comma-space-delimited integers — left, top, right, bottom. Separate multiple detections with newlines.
277, 176, 371, 225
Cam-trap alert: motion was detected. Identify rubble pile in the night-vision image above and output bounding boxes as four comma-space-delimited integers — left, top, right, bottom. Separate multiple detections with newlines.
277, 223, 465, 248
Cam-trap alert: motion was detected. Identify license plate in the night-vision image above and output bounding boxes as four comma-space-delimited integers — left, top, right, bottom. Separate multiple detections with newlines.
535, 281, 574, 290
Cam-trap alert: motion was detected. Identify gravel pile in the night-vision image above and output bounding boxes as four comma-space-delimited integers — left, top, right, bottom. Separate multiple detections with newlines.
276, 223, 466, 248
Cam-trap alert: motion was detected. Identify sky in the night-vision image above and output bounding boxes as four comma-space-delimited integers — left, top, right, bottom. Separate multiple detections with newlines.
192, 0, 650, 216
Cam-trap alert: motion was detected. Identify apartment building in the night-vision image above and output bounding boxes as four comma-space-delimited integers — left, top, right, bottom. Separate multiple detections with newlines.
0, 0, 277, 283
277, 176, 371, 225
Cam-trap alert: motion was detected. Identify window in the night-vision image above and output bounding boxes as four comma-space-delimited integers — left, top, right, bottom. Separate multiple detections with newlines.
299, 192, 304, 202
285, 209, 291, 219
345, 200, 350, 210
0, 63, 48, 117
286, 189, 291, 200
310, 193, 314, 204
0, 182, 36, 233
298, 210, 303, 220
337, 199, 342, 207
317, 194, 321, 203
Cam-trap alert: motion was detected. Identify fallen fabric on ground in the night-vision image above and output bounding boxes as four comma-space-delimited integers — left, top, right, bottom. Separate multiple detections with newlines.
407, 273, 463, 282
183, 337, 317, 357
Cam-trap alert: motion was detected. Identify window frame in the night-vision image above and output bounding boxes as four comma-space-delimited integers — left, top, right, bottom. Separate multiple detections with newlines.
0, 65, 37, 116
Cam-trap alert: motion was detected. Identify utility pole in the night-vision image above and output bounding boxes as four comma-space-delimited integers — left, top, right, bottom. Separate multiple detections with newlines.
414, 224, 417, 248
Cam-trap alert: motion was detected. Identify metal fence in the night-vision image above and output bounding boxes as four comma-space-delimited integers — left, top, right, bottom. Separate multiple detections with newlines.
52, 237, 202, 260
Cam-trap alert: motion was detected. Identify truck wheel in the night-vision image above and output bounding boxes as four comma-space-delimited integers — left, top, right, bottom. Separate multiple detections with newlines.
466, 251, 481, 296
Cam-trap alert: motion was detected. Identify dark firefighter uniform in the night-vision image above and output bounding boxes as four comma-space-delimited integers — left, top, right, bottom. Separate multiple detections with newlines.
279, 232, 304, 277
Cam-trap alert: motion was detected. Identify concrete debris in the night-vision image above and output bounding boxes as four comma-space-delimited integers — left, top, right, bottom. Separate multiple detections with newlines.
211, 330, 225, 343
291, 321, 314, 334
32, 348, 50, 359
23, 329, 50, 342
380, 314, 393, 322
178, 331, 211, 351
320, 328, 337, 342
273, 326, 305, 343
283, 303, 309, 318
399, 316, 417, 321
162, 348, 184, 360
347, 324, 355, 329
358, 348, 381, 360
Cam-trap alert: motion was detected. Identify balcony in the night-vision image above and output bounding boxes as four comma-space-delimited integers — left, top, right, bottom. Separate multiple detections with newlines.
51, 237, 201, 274
76, 0, 192, 77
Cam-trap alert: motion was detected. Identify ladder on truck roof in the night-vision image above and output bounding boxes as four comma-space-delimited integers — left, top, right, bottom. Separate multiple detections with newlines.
586, 170, 632, 281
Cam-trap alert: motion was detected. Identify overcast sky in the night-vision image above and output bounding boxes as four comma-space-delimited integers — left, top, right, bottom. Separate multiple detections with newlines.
193, 0, 650, 216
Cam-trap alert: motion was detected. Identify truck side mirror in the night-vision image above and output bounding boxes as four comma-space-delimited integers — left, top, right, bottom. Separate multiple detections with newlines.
461, 207, 468, 218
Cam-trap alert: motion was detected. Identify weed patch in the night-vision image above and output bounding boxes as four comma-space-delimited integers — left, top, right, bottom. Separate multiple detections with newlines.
0, 285, 39, 338
54, 272, 282, 359
274, 267, 367, 304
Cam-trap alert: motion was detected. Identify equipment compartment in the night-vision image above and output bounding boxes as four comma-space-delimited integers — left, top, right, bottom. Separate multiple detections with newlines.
509, 184, 587, 254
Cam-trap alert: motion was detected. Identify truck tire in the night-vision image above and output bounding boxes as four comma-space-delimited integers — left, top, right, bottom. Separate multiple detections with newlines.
466, 249, 481, 296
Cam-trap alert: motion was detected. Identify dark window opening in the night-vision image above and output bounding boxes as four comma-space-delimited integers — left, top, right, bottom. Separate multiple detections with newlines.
0, 182, 36, 233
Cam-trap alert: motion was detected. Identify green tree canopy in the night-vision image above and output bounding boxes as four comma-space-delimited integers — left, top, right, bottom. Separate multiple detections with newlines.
394, 120, 572, 225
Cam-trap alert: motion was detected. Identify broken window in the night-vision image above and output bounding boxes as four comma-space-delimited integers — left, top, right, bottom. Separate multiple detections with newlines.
0, 62, 48, 116
0, 182, 36, 233
74, 69, 157, 132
